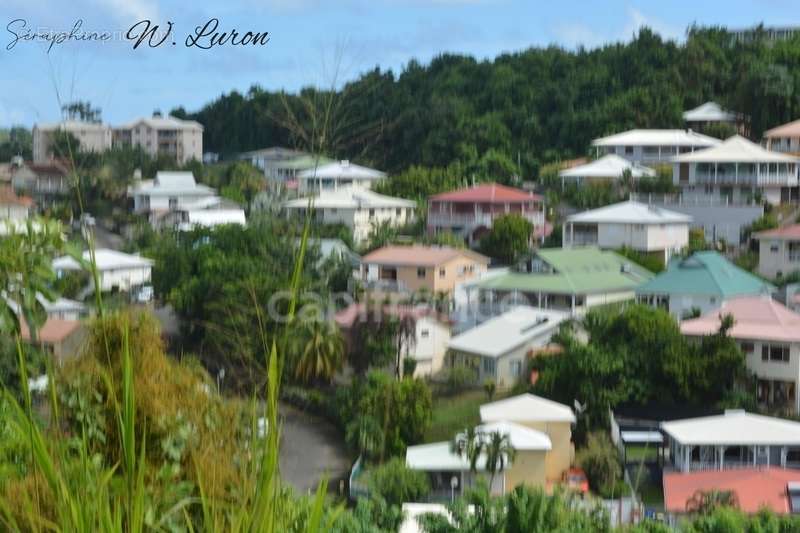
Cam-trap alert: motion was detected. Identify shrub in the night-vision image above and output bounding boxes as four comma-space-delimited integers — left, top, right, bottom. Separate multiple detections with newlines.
446, 365, 476, 395
366, 458, 430, 505
403, 357, 418, 377
576, 431, 622, 498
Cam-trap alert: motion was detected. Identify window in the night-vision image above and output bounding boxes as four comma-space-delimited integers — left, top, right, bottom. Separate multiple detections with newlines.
369, 209, 375, 218
417, 267, 426, 278
329, 208, 337, 214
740, 342, 755, 354
420, 329, 430, 339
439, 268, 446, 277
625, 146, 634, 155
771, 244, 780, 253
168, 197, 178, 209
483, 358, 496, 375
510, 360, 523, 377
396, 208, 402, 216
762, 344, 791, 363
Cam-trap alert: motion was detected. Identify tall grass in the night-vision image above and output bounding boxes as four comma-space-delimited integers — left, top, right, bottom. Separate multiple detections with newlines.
0, 120, 335, 531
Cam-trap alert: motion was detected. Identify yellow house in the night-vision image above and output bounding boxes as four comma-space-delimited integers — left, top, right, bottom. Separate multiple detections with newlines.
360, 245, 489, 296
405, 394, 576, 497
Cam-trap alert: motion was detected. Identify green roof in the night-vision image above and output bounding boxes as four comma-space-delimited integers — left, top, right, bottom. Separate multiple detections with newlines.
477, 247, 654, 295
636, 251, 773, 298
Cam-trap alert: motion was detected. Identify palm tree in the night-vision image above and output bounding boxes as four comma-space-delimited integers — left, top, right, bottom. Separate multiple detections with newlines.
451, 426, 485, 474
685, 489, 739, 514
292, 318, 344, 383
483, 431, 516, 491
394, 313, 417, 379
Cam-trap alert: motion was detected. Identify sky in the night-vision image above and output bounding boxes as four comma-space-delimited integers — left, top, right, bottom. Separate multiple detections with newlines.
0, 0, 797, 127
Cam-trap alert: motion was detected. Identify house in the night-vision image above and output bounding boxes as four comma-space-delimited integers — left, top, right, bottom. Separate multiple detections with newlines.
475, 247, 654, 315
664, 467, 800, 516
283, 187, 416, 244
39, 294, 87, 321
12, 161, 71, 207
335, 303, 451, 378
637, 251, 773, 319
683, 101, 747, 136
447, 307, 569, 389
53, 249, 153, 293
557, 154, 656, 189
672, 135, 800, 205
0, 185, 33, 228
661, 410, 800, 473
754, 224, 800, 279
237, 146, 305, 173
32, 120, 113, 163
157, 197, 246, 231
113, 114, 203, 164
20, 318, 86, 361
129, 171, 217, 219
406, 393, 575, 496
681, 295, 800, 414
564, 201, 691, 265
591, 129, 721, 165
427, 183, 548, 246
480, 394, 576, 483
764, 119, 800, 156
359, 245, 489, 296
297, 160, 385, 194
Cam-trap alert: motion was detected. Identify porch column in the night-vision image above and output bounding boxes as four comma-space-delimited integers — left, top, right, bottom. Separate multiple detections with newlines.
717, 446, 724, 470
570, 222, 574, 247
571, 294, 576, 314
782, 446, 788, 468
714, 163, 718, 185
753, 445, 757, 466
735, 163, 738, 184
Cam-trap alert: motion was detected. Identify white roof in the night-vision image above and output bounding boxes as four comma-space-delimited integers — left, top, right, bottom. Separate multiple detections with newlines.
53, 249, 154, 272
37, 294, 86, 314
448, 306, 568, 358
683, 102, 738, 122
566, 200, 692, 225
297, 160, 386, 180
472, 421, 552, 450
480, 393, 576, 424
35, 120, 111, 131
118, 115, 203, 131
400, 504, 455, 533
406, 441, 489, 471
559, 155, 656, 179
591, 129, 721, 148
661, 410, 800, 446
284, 187, 415, 210
130, 172, 216, 197
673, 135, 800, 164
180, 209, 246, 228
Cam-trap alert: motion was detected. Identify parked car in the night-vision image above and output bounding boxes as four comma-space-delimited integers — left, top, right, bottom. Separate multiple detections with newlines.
563, 467, 589, 494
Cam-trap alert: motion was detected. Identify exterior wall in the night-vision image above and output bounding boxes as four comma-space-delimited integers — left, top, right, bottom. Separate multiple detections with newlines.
298, 177, 376, 194
765, 136, 800, 155
407, 318, 451, 378
97, 267, 152, 292
0, 202, 30, 222
33, 124, 113, 163
569, 222, 688, 257
584, 290, 637, 309
758, 239, 800, 279
639, 292, 723, 320
599, 145, 706, 165
742, 338, 800, 413
346, 207, 414, 244
114, 121, 203, 164
50, 326, 87, 361
504, 450, 548, 490
673, 162, 798, 206
436, 256, 488, 293
518, 421, 575, 481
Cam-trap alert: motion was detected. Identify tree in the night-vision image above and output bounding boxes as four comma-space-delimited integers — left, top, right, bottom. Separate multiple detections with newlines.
61, 100, 102, 123
452, 426, 485, 474
479, 214, 532, 265
291, 318, 344, 384
483, 431, 516, 490
366, 457, 430, 505
576, 432, 622, 497
685, 489, 739, 514
223, 161, 263, 215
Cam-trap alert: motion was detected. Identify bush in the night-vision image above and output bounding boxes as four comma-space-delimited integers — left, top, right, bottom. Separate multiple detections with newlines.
446, 365, 476, 395
402, 357, 418, 377
576, 431, 622, 498
366, 457, 430, 505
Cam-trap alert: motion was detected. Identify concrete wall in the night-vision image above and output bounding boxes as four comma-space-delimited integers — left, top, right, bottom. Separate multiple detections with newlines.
521, 421, 575, 481
408, 317, 450, 378
98, 266, 152, 292
505, 450, 548, 490
757, 239, 800, 279
743, 338, 800, 413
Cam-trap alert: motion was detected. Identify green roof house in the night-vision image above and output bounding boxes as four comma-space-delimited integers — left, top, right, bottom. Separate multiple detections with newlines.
475, 247, 654, 315
636, 251, 773, 319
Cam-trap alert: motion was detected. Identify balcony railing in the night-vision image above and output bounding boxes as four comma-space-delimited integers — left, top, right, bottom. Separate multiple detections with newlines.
428, 211, 545, 228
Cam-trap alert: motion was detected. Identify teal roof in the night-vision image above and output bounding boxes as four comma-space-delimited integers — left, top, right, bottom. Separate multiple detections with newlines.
477, 247, 654, 295
636, 251, 773, 298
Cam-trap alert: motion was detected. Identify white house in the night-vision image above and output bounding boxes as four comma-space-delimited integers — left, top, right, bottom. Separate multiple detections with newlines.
129, 171, 217, 217
681, 295, 800, 414
558, 154, 656, 189
753, 225, 800, 280
0, 186, 33, 228
683, 101, 746, 134
284, 187, 415, 243
591, 129, 721, 165
158, 197, 246, 231
53, 249, 153, 293
297, 160, 386, 194
563, 200, 691, 265
661, 410, 800, 473
672, 135, 800, 205
447, 306, 569, 389
39, 294, 87, 321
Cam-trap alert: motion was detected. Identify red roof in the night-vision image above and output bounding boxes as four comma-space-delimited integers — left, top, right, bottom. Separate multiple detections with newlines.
430, 183, 541, 203
20, 318, 82, 344
0, 186, 33, 207
755, 224, 800, 240
361, 245, 489, 267
664, 468, 800, 514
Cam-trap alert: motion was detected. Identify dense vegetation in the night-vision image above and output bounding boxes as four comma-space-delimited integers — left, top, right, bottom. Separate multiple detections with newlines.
180, 27, 800, 179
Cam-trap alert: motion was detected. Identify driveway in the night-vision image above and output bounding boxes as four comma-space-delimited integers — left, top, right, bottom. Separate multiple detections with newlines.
278, 402, 352, 495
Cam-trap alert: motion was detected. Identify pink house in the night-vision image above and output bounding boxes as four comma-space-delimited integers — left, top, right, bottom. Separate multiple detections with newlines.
681, 296, 800, 413
427, 183, 549, 246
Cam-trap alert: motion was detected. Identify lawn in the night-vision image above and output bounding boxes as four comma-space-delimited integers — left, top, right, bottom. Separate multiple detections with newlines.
425, 389, 501, 443
624, 444, 659, 463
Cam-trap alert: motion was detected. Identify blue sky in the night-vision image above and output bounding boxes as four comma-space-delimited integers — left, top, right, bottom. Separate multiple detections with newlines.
0, 0, 797, 127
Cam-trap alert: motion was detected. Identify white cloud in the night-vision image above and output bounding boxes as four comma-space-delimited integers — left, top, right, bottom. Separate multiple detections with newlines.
91, 0, 159, 24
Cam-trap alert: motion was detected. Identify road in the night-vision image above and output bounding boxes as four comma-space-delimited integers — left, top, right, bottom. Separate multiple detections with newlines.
278, 403, 352, 495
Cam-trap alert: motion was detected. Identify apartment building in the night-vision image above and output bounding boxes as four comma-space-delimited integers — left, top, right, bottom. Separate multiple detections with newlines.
32, 120, 113, 163
114, 114, 203, 164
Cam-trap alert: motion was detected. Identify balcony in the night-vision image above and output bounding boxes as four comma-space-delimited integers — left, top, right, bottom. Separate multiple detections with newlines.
428, 211, 545, 229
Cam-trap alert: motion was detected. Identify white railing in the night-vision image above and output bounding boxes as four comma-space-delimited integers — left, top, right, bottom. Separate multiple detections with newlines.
428, 212, 545, 227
